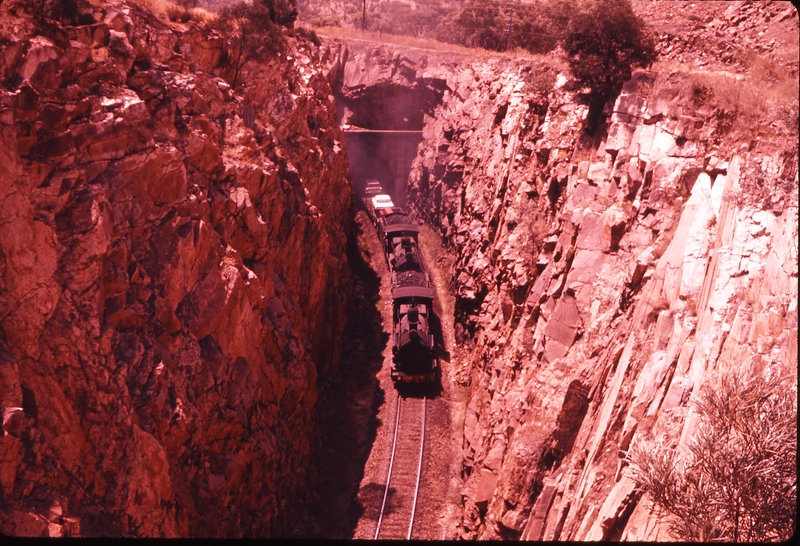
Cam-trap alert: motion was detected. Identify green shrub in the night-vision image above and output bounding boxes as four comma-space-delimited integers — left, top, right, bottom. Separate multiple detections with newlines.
432, 10, 465, 45
366, 1, 449, 38
512, 1, 570, 54
431, 0, 569, 54
437, 0, 504, 50
563, 0, 656, 129
628, 366, 797, 542
215, 2, 285, 90
261, 0, 297, 28
294, 25, 320, 47
308, 14, 341, 28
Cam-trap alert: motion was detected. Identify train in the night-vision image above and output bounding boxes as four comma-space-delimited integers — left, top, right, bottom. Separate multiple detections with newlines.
364, 180, 439, 384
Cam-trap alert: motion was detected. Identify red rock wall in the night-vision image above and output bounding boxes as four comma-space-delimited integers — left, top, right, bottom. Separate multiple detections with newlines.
408, 37, 797, 542
0, 1, 352, 538
325, 41, 450, 130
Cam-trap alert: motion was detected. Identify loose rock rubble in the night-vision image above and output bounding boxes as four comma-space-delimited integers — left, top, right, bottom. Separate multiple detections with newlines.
635, 0, 799, 73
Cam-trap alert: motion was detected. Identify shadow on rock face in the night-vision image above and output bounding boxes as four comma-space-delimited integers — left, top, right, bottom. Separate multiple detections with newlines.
303, 217, 387, 539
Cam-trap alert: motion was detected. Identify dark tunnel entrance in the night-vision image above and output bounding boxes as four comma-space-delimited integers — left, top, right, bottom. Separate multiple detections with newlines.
329, 47, 448, 208
344, 130, 423, 208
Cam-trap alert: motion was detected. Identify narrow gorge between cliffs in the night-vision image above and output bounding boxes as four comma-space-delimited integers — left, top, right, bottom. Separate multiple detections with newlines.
325, 17, 797, 538
0, 0, 796, 540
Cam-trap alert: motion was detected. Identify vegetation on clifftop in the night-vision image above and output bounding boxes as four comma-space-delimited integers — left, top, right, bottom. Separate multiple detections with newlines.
298, 0, 575, 54
562, 0, 656, 129
213, 1, 295, 90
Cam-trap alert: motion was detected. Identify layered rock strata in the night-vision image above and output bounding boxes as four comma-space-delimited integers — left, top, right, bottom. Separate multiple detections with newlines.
408, 45, 797, 542
0, 0, 352, 537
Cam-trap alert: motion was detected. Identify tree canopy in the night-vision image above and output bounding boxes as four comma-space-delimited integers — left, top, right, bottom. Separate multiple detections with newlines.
563, 0, 656, 95
215, 1, 292, 90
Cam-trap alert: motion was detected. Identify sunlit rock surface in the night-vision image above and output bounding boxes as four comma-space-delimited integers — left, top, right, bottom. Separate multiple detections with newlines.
0, 0, 352, 537
405, 4, 798, 540
325, 41, 449, 130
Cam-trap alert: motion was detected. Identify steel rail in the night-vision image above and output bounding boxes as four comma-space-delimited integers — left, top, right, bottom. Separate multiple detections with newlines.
374, 393, 402, 540
343, 129, 423, 134
374, 395, 427, 540
407, 396, 426, 540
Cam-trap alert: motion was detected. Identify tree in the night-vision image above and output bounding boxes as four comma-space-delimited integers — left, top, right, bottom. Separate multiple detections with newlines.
434, 0, 504, 51
512, 0, 571, 54
562, 0, 656, 130
364, 1, 449, 39
216, 2, 280, 91
628, 366, 797, 542
263, 0, 298, 28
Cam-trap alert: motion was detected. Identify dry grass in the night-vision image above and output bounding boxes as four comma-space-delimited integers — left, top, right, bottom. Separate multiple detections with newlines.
130, 0, 173, 17
130, 0, 216, 24
652, 45, 798, 135
687, 69, 798, 134
650, 60, 707, 74
746, 50, 799, 116
186, 6, 216, 24
314, 25, 551, 62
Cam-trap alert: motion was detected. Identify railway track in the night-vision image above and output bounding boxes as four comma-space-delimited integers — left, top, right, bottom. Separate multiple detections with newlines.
374, 394, 427, 540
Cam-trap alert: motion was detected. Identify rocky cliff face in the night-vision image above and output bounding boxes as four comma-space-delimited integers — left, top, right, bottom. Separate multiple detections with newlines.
406, 3, 798, 540
326, 41, 449, 130
0, 0, 352, 537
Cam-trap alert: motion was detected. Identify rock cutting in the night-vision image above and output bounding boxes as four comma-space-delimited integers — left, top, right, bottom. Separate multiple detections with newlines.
0, 0, 796, 540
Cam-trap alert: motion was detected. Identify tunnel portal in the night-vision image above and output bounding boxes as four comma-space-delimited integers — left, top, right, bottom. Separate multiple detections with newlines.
344, 130, 423, 208
329, 45, 448, 208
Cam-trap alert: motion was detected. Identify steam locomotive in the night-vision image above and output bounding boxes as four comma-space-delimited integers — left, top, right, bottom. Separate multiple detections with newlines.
364, 181, 439, 384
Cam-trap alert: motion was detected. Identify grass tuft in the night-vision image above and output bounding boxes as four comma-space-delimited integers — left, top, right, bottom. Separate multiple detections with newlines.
130, 0, 215, 24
